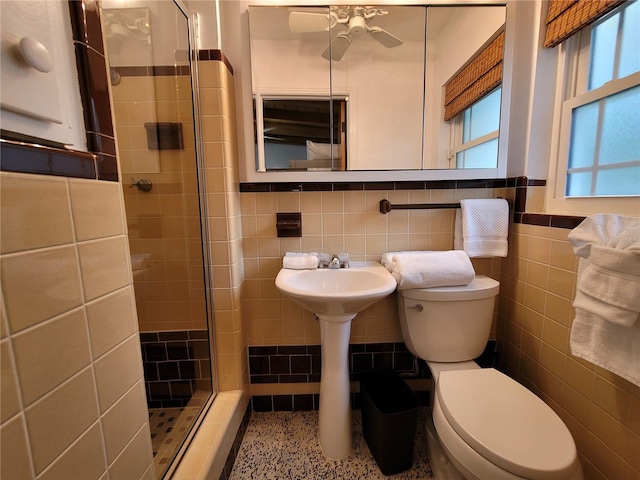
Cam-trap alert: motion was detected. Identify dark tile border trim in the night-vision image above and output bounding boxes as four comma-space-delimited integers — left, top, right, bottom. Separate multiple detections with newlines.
113, 65, 191, 77
198, 49, 234, 75
240, 178, 509, 193
68, 0, 118, 182
0, 139, 97, 179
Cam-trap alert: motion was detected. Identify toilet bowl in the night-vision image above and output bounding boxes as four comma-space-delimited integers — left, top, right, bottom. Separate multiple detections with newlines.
397, 276, 583, 480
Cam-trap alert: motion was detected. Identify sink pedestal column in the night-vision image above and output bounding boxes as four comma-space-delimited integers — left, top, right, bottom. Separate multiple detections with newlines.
317, 313, 356, 460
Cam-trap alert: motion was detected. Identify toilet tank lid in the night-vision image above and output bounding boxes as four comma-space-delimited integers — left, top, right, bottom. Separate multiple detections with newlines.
402, 275, 499, 301
437, 368, 579, 479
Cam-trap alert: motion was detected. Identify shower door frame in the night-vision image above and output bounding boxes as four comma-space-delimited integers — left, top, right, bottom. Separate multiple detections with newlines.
155, 1, 219, 477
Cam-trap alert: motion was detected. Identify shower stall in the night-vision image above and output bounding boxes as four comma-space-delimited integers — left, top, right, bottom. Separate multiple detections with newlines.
102, 1, 215, 477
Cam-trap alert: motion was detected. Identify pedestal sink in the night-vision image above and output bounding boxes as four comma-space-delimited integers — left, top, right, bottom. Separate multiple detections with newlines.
275, 261, 397, 459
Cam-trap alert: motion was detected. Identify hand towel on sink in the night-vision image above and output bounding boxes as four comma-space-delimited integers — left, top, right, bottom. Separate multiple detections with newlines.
455, 198, 509, 257
390, 250, 475, 290
282, 252, 319, 270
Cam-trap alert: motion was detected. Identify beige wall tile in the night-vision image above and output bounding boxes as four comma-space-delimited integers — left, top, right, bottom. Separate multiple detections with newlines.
78, 237, 130, 301
101, 381, 149, 463
86, 287, 138, 359
107, 424, 153, 480
0, 339, 21, 422
93, 335, 143, 413
38, 423, 106, 480
1, 245, 83, 333
0, 416, 32, 480
12, 308, 91, 406
0, 173, 74, 254
69, 180, 124, 240
25, 368, 99, 474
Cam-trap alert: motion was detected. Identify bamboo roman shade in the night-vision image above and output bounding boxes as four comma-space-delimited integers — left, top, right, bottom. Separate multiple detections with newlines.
443, 29, 505, 122
544, 0, 624, 48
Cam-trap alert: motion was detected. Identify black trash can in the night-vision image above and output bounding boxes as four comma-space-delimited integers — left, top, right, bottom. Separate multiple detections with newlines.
360, 369, 420, 476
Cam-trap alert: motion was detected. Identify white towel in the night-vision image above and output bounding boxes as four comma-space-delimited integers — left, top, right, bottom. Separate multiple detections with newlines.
569, 215, 640, 327
381, 251, 422, 271
454, 199, 509, 257
389, 251, 475, 290
574, 245, 640, 327
570, 306, 640, 387
568, 214, 640, 386
282, 252, 318, 270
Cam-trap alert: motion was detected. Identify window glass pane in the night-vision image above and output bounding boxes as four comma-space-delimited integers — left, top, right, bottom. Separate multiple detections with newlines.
596, 166, 640, 196
467, 88, 501, 140
566, 171, 593, 196
600, 85, 640, 165
620, 0, 640, 79
456, 138, 498, 168
589, 11, 619, 90
568, 101, 599, 169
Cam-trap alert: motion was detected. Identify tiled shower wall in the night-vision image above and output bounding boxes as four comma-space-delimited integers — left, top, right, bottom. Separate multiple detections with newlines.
0, 173, 153, 479
111, 70, 207, 333
498, 219, 640, 479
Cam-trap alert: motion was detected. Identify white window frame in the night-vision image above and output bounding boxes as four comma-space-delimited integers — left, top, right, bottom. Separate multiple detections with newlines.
546, 11, 640, 216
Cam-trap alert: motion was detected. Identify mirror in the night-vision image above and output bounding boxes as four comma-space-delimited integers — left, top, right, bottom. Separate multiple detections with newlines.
247, 4, 507, 175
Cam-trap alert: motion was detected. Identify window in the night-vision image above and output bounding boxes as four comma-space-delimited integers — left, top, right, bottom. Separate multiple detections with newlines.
549, 1, 640, 213
451, 87, 501, 169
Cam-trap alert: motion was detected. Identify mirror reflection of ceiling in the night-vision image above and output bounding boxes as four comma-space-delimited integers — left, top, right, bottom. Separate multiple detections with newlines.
248, 4, 506, 173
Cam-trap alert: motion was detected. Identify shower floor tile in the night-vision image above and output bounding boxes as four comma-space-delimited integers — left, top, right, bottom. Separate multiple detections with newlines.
230, 408, 434, 479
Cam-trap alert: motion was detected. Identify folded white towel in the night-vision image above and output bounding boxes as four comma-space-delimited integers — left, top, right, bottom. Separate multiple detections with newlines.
569, 215, 640, 327
381, 251, 422, 271
282, 252, 318, 270
390, 251, 475, 290
455, 199, 509, 257
568, 215, 640, 385
570, 307, 640, 387
574, 245, 640, 327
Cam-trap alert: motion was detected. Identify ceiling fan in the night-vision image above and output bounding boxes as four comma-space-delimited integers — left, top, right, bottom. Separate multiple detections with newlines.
289, 6, 403, 61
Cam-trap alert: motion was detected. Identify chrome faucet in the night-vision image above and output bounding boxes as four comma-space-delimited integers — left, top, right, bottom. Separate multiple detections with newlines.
329, 253, 350, 269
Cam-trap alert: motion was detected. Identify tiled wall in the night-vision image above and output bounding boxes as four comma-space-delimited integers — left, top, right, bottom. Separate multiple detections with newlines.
111, 70, 207, 333
498, 218, 640, 479
0, 172, 153, 480
198, 57, 249, 393
239, 187, 505, 402
140, 330, 212, 408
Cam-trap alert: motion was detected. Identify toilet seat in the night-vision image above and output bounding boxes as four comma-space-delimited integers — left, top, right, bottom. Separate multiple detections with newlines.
436, 368, 581, 480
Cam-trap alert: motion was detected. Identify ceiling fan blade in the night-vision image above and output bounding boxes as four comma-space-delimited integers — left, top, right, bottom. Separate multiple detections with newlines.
367, 26, 403, 48
289, 11, 331, 33
321, 33, 351, 61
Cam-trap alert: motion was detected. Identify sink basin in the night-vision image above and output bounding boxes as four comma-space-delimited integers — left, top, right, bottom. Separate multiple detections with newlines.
275, 261, 397, 460
275, 261, 397, 316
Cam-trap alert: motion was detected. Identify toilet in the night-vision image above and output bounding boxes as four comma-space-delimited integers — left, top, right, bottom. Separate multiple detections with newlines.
398, 276, 583, 480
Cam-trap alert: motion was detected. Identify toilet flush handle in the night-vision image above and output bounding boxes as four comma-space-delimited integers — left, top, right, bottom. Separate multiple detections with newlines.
407, 304, 423, 312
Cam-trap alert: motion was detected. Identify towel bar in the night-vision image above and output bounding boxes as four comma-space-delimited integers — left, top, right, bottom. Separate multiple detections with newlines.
379, 199, 460, 214
379, 198, 511, 214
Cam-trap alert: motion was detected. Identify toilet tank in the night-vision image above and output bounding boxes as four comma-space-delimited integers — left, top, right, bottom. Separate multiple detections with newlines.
398, 276, 499, 362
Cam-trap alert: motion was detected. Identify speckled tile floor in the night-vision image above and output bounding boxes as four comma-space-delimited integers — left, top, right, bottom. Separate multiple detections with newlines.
229, 408, 434, 479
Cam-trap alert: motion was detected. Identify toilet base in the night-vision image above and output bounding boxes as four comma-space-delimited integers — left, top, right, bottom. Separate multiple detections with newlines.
425, 411, 464, 480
